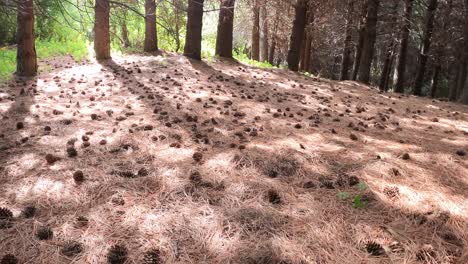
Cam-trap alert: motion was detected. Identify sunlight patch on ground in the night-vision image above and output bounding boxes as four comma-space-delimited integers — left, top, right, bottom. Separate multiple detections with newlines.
14, 177, 73, 203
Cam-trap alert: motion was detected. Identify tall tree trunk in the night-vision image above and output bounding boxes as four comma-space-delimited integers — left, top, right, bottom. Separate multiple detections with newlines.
302, 35, 312, 72
268, 39, 276, 64
259, 5, 269, 62
395, 0, 414, 93
299, 32, 307, 71
413, 0, 438, 96
251, 1, 260, 61
215, 0, 235, 58
121, 12, 130, 48
378, 1, 398, 91
449, 63, 461, 101
268, 6, 281, 65
94, 0, 111, 60
184, 0, 204, 60
430, 63, 440, 97
351, 1, 368, 80
379, 42, 396, 91
16, 0, 37, 76
144, 0, 158, 52
459, 0, 468, 104
287, 0, 308, 71
357, 0, 379, 84
174, 0, 181, 52
340, 0, 354, 80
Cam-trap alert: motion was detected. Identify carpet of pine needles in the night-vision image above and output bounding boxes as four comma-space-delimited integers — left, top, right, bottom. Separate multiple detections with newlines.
0, 52, 467, 264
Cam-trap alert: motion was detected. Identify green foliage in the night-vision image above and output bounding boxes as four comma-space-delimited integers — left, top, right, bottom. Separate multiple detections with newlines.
336, 182, 369, 209
0, 47, 16, 79
36, 40, 88, 61
201, 33, 217, 59
352, 194, 368, 209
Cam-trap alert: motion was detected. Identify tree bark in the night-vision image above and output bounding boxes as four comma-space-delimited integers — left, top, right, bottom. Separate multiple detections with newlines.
357, 0, 379, 84
459, 0, 468, 104
16, 0, 37, 76
184, 0, 204, 60
449, 63, 462, 101
121, 11, 130, 48
251, 1, 260, 61
413, 0, 438, 96
351, 1, 368, 80
94, 0, 111, 60
287, 0, 308, 71
215, 0, 235, 58
379, 42, 396, 91
259, 5, 269, 62
395, 0, 413, 93
302, 34, 312, 72
144, 0, 158, 52
268, 38, 276, 64
430, 63, 440, 98
378, 1, 398, 91
340, 0, 354, 80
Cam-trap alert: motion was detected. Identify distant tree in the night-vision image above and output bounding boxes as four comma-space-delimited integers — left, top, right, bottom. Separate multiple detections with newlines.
287, 0, 308, 71
94, 0, 111, 60
379, 1, 399, 91
413, 0, 438, 96
395, 0, 414, 93
357, 0, 379, 84
184, 0, 204, 60
144, 0, 158, 52
216, 0, 235, 58
259, 4, 269, 62
352, 1, 368, 81
251, 0, 260, 61
340, 0, 355, 80
16, 0, 37, 76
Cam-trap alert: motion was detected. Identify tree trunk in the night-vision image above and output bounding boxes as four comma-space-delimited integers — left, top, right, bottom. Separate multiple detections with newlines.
121, 12, 130, 48
413, 0, 438, 96
16, 0, 37, 76
287, 0, 308, 71
268, 6, 281, 65
215, 0, 235, 58
379, 42, 395, 91
144, 0, 158, 52
378, 1, 398, 91
268, 38, 276, 65
94, 0, 110, 60
430, 63, 440, 98
259, 5, 269, 62
340, 0, 354, 80
174, 0, 181, 52
395, 0, 414, 93
458, 0, 468, 104
357, 0, 379, 84
449, 63, 461, 101
251, 2, 260, 61
184, 0, 204, 60
351, 1, 368, 80
302, 35, 312, 72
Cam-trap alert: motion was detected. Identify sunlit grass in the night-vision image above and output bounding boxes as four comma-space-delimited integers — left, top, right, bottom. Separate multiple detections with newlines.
0, 40, 88, 79
234, 51, 276, 69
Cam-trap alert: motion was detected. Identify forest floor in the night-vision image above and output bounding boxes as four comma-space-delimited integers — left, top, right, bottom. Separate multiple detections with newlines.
0, 52, 467, 264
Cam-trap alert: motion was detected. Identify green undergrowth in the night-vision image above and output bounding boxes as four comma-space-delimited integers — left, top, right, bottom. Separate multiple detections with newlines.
0, 40, 88, 79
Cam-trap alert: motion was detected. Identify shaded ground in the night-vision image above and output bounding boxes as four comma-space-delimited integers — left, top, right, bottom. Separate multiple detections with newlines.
0, 52, 467, 264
